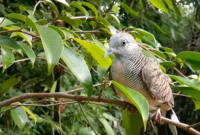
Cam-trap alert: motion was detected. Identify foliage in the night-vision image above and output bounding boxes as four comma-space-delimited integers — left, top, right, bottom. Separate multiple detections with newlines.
0, 0, 200, 135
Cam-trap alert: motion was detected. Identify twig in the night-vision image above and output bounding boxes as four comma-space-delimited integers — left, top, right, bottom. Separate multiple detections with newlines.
98, 82, 106, 99
188, 122, 200, 128
71, 16, 95, 20
58, 105, 63, 135
33, 1, 44, 16
161, 116, 200, 135
74, 30, 109, 35
138, 45, 186, 78
0, 29, 40, 38
78, 103, 98, 135
0, 106, 19, 115
173, 93, 191, 98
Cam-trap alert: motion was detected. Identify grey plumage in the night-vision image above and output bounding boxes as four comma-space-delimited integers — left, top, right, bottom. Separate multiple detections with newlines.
104, 32, 178, 135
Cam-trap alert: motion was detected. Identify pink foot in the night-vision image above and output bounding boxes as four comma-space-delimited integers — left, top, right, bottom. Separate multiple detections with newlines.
150, 108, 161, 124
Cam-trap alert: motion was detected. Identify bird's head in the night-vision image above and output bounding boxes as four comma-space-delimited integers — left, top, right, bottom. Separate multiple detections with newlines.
104, 32, 138, 58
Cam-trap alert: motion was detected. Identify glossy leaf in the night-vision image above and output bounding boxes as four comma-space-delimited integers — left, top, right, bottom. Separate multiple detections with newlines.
36, 19, 47, 25
96, 17, 111, 27
45, 0, 59, 14
99, 118, 115, 135
185, 60, 200, 74
10, 107, 28, 129
177, 51, 200, 62
73, 38, 112, 67
160, 61, 176, 70
2, 78, 20, 94
58, 16, 77, 28
123, 110, 143, 135
0, 18, 15, 27
48, 25, 66, 38
169, 75, 200, 91
1, 46, 15, 72
80, 2, 98, 17
133, 28, 156, 42
55, 0, 70, 7
17, 42, 36, 67
107, 14, 120, 28
6, 13, 26, 22
165, 0, 175, 11
70, 1, 89, 19
149, 0, 168, 13
0, 35, 22, 54
36, 25, 64, 74
151, 50, 166, 59
61, 47, 93, 100
193, 100, 200, 111
26, 16, 39, 35
112, 81, 149, 130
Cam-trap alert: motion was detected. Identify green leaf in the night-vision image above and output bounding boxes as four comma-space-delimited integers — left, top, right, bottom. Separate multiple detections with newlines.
55, 0, 70, 7
122, 110, 143, 135
17, 42, 36, 67
2, 78, 20, 94
45, 0, 59, 14
165, 0, 175, 11
1, 46, 15, 72
112, 81, 149, 130
48, 25, 66, 38
80, 2, 98, 17
185, 60, 200, 74
61, 47, 93, 100
142, 50, 158, 63
70, 1, 89, 19
151, 50, 166, 59
193, 99, 200, 111
121, 2, 139, 17
26, 16, 39, 35
107, 14, 120, 28
0, 18, 15, 27
60, 28, 79, 38
73, 38, 112, 67
36, 25, 64, 74
21, 106, 37, 124
57, 16, 77, 28
177, 51, 200, 62
0, 35, 22, 54
36, 19, 47, 25
173, 86, 200, 101
194, 21, 200, 30
99, 118, 115, 135
96, 17, 111, 27
10, 107, 28, 129
169, 75, 200, 91
139, 0, 144, 8
149, 0, 168, 13
133, 28, 156, 42
19, 5, 26, 12
6, 13, 26, 22
160, 61, 176, 70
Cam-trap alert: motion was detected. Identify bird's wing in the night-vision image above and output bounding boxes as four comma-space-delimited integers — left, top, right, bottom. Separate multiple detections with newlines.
141, 58, 174, 107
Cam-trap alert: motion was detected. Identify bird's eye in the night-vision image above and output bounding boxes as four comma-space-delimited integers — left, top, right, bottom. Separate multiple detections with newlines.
122, 41, 126, 46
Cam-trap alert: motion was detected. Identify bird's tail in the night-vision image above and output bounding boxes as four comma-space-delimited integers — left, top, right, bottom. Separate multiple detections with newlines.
152, 109, 179, 135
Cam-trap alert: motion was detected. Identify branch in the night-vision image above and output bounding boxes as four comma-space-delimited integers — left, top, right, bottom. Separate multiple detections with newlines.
71, 16, 95, 20
138, 45, 186, 78
0, 29, 40, 38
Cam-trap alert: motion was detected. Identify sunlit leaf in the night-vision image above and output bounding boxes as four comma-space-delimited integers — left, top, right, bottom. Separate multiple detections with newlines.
121, 2, 139, 16
36, 25, 64, 74
73, 38, 112, 67
10, 107, 28, 129
107, 14, 120, 28
193, 99, 200, 111
165, 0, 175, 11
99, 118, 115, 135
0, 18, 15, 27
70, 1, 89, 19
55, 0, 69, 7
149, 0, 168, 13
61, 47, 93, 100
112, 81, 149, 130
20, 104, 37, 124
6, 13, 26, 22
80, 2, 98, 17
2, 78, 20, 94
45, 0, 59, 14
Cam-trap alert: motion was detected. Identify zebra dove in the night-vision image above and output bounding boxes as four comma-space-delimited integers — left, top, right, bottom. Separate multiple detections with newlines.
104, 32, 179, 135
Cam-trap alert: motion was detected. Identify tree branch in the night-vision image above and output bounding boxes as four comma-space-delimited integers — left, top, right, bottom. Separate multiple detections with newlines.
0, 92, 199, 134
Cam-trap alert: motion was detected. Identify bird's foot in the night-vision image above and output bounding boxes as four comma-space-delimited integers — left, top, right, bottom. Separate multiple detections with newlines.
123, 101, 137, 113
150, 108, 162, 124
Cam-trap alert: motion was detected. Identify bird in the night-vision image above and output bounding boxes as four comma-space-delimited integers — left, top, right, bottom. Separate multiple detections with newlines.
104, 32, 179, 135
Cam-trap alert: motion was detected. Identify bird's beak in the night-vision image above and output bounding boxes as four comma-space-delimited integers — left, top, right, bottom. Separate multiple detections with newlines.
104, 48, 113, 58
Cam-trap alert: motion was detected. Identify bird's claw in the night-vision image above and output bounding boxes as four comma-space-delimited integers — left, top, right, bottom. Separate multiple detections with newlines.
150, 108, 162, 124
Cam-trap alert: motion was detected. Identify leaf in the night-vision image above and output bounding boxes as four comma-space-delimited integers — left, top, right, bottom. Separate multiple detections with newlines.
193, 99, 200, 111
26, 16, 39, 35
55, 0, 70, 7
165, 0, 175, 11
151, 50, 166, 59
169, 75, 200, 91
36, 19, 47, 25
80, 2, 98, 17
48, 25, 66, 38
96, 17, 111, 27
185, 60, 200, 74
112, 81, 149, 130
133, 28, 156, 42
142, 50, 159, 63
173, 86, 200, 101
1, 46, 15, 72
73, 38, 112, 67
122, 110, 143, 135
45, 0, 59, 14
21, 105, 37, 124
17, 42, 36, 67
0, 35, 22, 54
70, 1, 89, 19
149, 0, 168, 13
177, 51, 200, 62
6, 13, 26, 22
10, 107, 28, 129
61, 47, 93, 100
2, 78, 20, 94
107, 14, 120, 28
160, 61, 176, 70
36, 25, 64, 74
121, 2, 139, 17
57, 16, 77, 28
194, 21, 200, 30
0, 18, 15, 27
79, 127, 95, 135
99, 118, 115, 135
